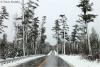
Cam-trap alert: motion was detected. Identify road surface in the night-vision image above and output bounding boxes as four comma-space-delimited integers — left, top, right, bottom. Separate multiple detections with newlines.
15, 51, 71, 67
38, 51, 71, 67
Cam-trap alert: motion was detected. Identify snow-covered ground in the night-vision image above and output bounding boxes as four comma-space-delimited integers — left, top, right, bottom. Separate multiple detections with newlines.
0, 59, 4, 62
47, 50, 58, 56
54, 50, 58, 55
47, 51, 52, 56
0, 55, 45, 67
59, 55, 100, 67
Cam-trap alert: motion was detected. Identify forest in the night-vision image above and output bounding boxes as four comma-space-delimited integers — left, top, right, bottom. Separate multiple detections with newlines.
0, 0, 100, 61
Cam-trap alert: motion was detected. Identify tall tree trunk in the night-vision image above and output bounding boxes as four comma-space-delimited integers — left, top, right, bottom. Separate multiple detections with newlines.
86, 23, 92, 55
34, 39, 37, 55
22, 0, 25, 56
62, 44, 63, 54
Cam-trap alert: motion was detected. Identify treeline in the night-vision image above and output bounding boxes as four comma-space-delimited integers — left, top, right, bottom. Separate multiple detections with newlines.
0, 0, 52, 59
52, 0, 100, 60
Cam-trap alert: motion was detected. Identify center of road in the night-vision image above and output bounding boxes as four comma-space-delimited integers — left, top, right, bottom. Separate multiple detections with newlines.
38, 50, 72, 67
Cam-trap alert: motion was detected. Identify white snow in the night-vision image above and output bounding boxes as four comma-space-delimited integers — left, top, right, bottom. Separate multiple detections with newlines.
54, 50, 58, 55
47, 51, 52, 56
0, 55, 45, 67
59, 55, 100, 67
47, 50, 58, 56
0, 59, 4, 62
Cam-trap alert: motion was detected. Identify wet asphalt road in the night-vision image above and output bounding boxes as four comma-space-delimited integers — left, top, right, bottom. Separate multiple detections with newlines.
39, 52, 71, 67
15, 52, 72, 67
14, 56, 46, 67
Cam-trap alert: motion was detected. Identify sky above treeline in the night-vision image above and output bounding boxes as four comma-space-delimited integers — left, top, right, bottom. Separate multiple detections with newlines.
0, 0, 100, 45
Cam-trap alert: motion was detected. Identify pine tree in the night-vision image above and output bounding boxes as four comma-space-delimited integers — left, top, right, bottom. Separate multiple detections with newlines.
15, 0, 39, 55
77, 0, 97, 55
59, 14, 69, 54
0, 34, 7, 59
38, 16, 47, 54
71, 24, 79, 54
52, 19, 61, 53
29, 17, 39, 54
90, 28, 99, 56
0, 6, 9, 59
24, 0, 39, 55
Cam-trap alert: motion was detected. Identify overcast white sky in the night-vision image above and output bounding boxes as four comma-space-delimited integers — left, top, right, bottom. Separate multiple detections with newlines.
0, 0, 100, 45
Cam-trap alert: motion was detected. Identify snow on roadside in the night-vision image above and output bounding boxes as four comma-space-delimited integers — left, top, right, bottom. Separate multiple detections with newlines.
47, 50, 58, 56
0, 55, 45, 67
0, 59, 4, 62
54, 50, 58, 55
59, 55, 100, 67
47, 51, 52, 56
